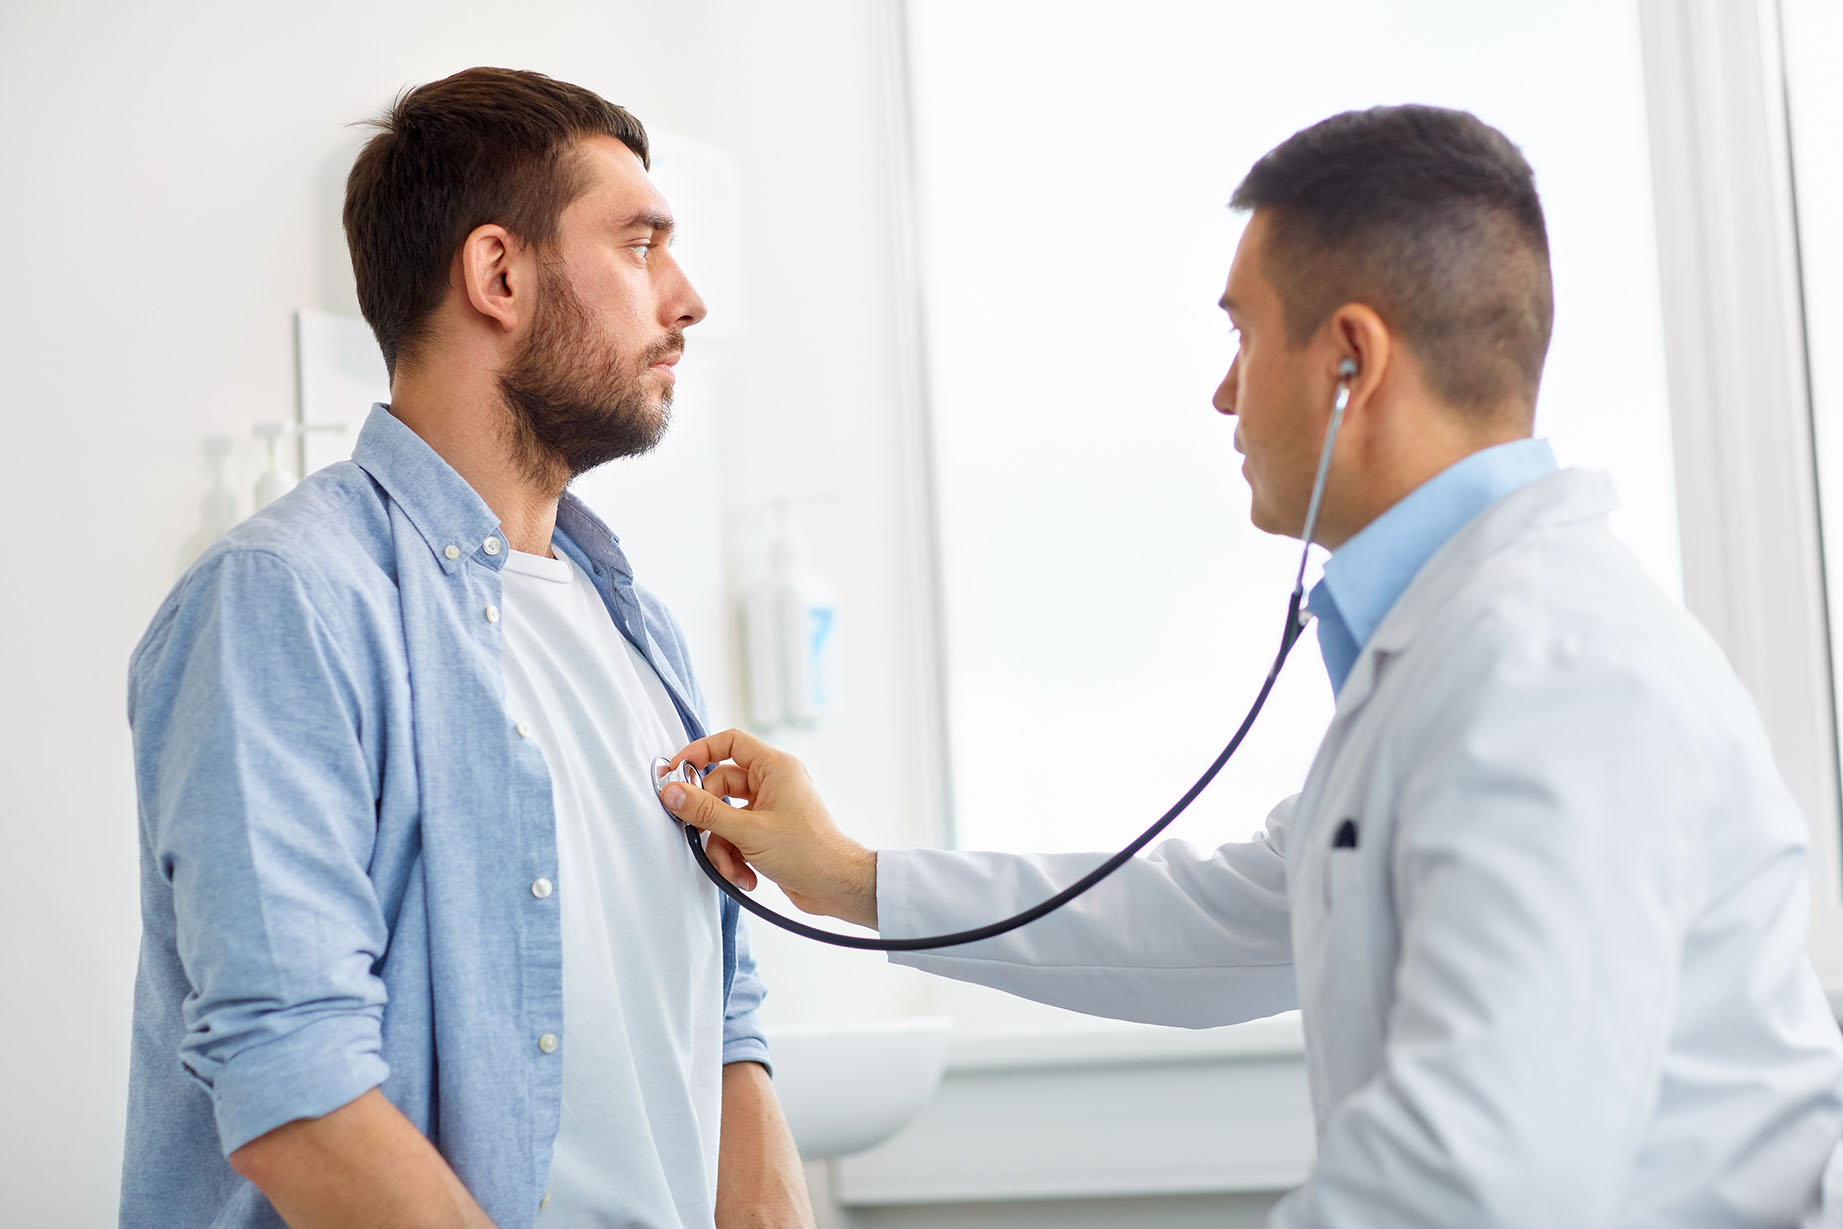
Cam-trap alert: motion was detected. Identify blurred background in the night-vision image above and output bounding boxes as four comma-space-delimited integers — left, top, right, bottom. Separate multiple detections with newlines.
2, 1, 1840, 1224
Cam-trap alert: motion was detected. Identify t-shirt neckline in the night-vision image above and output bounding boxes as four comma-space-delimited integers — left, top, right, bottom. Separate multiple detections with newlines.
501, 545, 574, 584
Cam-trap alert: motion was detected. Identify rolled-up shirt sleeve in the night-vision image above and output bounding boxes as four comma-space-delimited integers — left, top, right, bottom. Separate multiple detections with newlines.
129, 549, 390, 1155
719, 910, 772, 1071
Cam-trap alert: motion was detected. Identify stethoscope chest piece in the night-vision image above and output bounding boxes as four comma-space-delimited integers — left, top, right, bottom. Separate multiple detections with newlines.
651, 756, 700, 817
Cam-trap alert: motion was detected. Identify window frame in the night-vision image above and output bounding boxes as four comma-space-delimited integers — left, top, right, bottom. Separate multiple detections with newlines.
1636, 0, 1843, 1003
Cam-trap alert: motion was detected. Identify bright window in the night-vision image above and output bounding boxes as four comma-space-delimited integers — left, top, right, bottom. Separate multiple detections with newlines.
904, 0, 1682, 853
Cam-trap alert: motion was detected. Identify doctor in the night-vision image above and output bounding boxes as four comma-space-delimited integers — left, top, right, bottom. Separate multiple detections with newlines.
663, 105, 1843, 1225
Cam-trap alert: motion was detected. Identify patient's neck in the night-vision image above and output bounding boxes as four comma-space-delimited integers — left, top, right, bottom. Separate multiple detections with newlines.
387, 363, 563, 557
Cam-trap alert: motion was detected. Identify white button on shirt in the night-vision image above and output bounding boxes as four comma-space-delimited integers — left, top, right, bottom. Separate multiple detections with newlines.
484, 536, 502, 556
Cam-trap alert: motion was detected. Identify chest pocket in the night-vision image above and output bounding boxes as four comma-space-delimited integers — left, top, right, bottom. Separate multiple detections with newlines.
1308, 823, 1391, 1111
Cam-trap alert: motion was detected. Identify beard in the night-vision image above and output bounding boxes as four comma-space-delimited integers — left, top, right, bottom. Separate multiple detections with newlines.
498, 264, 682, 487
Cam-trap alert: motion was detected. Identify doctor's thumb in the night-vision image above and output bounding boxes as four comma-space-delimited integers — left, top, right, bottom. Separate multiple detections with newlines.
662, 783, 725, 833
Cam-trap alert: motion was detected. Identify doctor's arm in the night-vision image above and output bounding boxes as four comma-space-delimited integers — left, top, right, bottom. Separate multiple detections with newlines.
1272, 633, 1699, 1229
664, 730, 1299, 1029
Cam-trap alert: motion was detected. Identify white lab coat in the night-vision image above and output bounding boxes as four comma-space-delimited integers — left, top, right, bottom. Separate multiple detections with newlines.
881, 469, 1843, 1227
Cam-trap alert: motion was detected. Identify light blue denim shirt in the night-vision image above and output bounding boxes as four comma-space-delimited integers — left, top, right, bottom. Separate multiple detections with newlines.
122, 404, 768, 1229
1308, 438, 1558, 694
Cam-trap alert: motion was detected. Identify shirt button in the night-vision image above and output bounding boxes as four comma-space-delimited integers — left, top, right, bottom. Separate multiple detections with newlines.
483, 536, 502, 556
539, 1192, 551, 1210
538, 1033, 559, 1054
531, 877, 553, 898
485, 605, 500, 624
516, 721, 532, 739
443, 544, 460, 560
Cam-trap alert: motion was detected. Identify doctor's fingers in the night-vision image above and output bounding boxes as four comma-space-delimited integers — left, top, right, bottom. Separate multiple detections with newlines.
702, 833, 759, 891
667, 727, 780, 775
697, 763, 755, 803
685, 745, 827, 819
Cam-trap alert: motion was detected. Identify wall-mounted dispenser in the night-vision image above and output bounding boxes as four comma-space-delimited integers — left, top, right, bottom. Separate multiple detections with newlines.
740, 499, 840, 730
252, 421, 348, 511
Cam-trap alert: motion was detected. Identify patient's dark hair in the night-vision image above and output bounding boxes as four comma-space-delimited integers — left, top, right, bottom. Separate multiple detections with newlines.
343, 67, 650, 378
1230, 104, 1553, 416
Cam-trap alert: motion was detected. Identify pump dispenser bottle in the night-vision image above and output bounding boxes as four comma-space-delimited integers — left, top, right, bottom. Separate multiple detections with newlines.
251, 421, 348, 512
741, 501, 839, 729
252, 423, 299, 510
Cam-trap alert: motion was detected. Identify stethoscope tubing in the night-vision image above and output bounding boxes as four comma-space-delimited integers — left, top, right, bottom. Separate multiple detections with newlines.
679, 590, 1312, 951
676, 372, 1354, 951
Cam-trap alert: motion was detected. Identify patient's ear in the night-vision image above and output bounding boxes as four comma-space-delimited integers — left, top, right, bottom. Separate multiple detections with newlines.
457, 223, 527, 335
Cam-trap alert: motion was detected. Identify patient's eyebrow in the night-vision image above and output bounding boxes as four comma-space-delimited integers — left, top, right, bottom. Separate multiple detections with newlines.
616, 210, 675, 235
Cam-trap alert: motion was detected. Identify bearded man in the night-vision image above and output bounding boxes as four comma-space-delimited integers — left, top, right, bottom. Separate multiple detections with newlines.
120, 68, 813, 1229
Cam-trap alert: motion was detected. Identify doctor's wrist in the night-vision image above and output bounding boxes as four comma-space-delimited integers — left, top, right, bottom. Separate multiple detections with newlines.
821, 844, 879, 931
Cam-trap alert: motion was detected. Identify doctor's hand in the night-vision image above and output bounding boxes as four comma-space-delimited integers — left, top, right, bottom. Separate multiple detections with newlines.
660, 729, 879, 930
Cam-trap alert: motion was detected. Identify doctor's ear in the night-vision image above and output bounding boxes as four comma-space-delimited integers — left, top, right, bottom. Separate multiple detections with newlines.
1326, 304, 1390, 405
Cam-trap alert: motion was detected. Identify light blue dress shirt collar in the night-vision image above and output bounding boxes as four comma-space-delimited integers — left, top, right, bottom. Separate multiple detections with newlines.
1307, 438, 1557, 694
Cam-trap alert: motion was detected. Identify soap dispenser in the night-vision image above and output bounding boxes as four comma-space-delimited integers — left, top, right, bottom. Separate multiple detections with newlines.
252, 423, 299, 510
741, 501, 840, 729
252, 421, 348, 512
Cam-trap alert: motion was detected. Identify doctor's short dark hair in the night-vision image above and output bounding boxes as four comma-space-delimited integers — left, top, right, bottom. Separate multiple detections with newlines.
343, 67, 650, 379
1230, 104, 1554, 416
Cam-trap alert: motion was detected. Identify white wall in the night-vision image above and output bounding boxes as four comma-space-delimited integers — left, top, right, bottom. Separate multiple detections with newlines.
0, 1, 946, 1221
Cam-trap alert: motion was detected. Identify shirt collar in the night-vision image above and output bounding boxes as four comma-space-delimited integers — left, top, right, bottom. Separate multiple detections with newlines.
351, 403, 641, 591
1307, 437, 1557, 691
556, 493, 634, 586
351, 404, 508, 576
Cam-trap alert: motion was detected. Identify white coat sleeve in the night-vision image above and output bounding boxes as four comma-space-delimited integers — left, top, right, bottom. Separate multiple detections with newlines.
1271, 618, 1703, 1228
878, 797, 1300, 1028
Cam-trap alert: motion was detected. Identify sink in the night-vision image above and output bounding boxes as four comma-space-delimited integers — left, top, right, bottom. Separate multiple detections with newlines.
763, 1016, 954, 1160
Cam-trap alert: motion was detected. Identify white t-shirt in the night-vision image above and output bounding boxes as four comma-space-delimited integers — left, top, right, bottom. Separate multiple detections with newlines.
498, 546, 724, 1227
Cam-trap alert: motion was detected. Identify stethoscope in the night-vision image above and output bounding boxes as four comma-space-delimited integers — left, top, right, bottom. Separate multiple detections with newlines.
655, 358, 1359, 952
